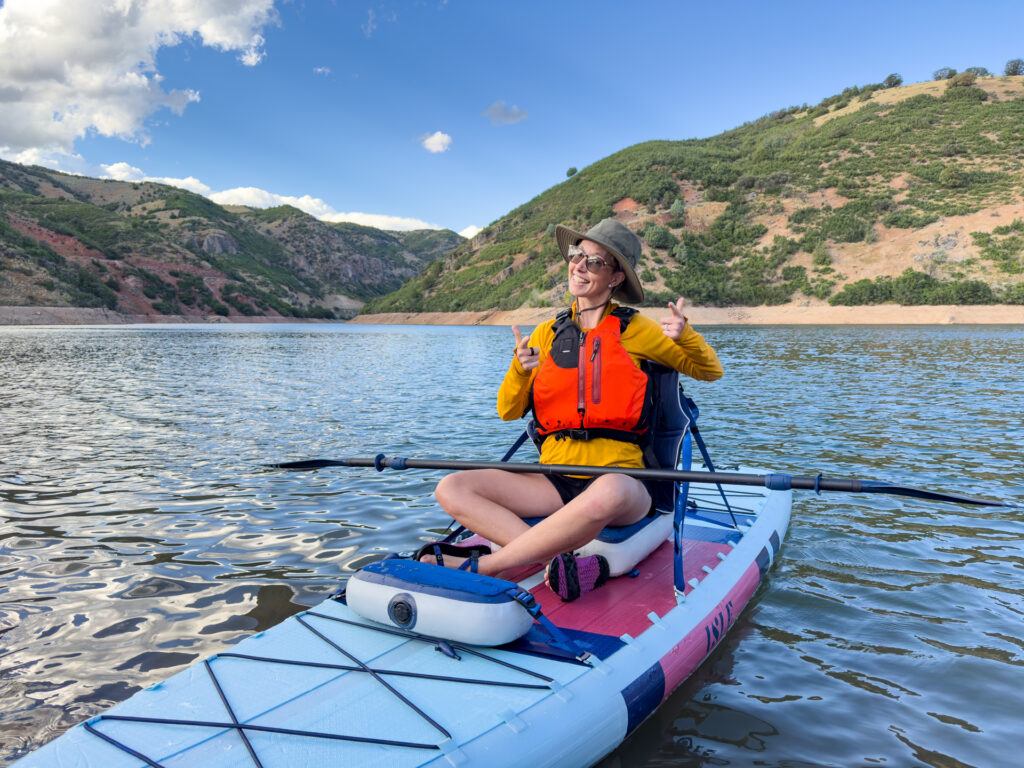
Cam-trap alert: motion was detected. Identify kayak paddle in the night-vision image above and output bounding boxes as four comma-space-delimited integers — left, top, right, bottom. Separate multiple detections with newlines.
265, 455, 1010, 508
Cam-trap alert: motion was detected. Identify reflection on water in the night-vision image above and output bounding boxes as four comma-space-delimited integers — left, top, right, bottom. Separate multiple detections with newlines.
1, 323, 1022, 767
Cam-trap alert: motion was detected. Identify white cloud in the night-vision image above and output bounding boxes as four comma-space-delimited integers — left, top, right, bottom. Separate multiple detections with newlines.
12, 146, 91, 174
209, 185, 441, 231
322, 211, 442, 231
0, 0, 278, 162
420, 131, 452, 153
483, 101, 528, 125
361, 7, 398, 37
211, 186, 335, 217
314, 66, 331, 76
100, 162, 146, 182
152, 176, 213, 196
101, 162, 213, 196
361, 9, 377, 37
238, 34, 267, 67
458, 225, 481, 239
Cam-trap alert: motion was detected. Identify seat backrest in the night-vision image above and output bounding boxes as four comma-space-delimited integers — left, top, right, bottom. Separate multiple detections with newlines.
642, 362, 691, 513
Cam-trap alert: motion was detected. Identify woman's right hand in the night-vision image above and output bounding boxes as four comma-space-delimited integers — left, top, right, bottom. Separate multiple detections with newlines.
512, 326, 541, 370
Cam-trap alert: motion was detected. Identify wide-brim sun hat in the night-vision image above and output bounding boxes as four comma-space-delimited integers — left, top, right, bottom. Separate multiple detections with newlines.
555, 218, 644, 304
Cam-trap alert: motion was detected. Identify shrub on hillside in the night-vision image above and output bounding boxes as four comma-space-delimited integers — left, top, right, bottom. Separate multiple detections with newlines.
566, 167, 578, 177
1003, 284, 1024, 304
965, 67, 991, 77
942, 83, 988, 103
151, 299, 184, 315
939, 165, 968, 188
971, 220, 1024, 273
946, 71, 977, 88
882, 73, 903, 88
1004, 58, 1024, 76
644, 224, 678, 250
787, 207, 821, 229
882, 209, 939, 229
770, 235, 799, 260
781, 265, 806, 283
755, 173, 790, 192
933, 67, 957, 80
820, 211, 870, 243
669, 198, 686, 218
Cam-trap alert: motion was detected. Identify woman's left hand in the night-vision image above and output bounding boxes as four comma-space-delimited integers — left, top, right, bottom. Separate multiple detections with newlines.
661, 298, 688, 340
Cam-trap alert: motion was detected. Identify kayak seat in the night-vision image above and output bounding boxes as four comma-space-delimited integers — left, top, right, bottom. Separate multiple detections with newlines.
517, 512, 672, 577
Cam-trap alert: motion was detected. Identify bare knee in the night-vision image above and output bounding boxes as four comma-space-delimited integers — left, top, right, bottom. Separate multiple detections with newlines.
435, 469, 498, 513
577, 475, 648, 525
435, 471, 470, 511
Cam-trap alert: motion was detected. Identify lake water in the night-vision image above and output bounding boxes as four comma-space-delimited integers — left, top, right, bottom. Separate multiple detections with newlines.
1, 322, 1022, 767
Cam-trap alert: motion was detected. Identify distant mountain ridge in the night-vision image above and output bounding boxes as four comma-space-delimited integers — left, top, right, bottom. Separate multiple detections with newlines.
0, 161, 462, 319
365, 74, 1024, 314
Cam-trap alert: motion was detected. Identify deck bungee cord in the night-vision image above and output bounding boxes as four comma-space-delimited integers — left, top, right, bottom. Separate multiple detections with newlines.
77, 606, 571, 767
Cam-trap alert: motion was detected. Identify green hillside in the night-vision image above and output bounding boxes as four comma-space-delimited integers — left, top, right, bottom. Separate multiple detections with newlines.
365, 75, 1024, 313
0, 163, 462, 319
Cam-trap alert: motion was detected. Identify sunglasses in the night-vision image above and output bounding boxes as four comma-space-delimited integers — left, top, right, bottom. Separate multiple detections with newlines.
567, 245, 614, 273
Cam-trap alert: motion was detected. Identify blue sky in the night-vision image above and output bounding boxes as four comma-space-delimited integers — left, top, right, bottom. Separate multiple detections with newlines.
2, 1, 1024, 237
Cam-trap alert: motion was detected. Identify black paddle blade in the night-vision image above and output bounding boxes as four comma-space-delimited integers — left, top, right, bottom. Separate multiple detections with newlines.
860, 481, 1008, 507
264, 459, 350, 470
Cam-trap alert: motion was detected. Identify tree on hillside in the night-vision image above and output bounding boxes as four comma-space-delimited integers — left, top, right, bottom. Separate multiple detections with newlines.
1005, 58, 1024, 76
566, 167, 578, 178
669, 198, 686, 218
882, 73, 903, 88
933, 67, 957, 80
965, 66, 991, 77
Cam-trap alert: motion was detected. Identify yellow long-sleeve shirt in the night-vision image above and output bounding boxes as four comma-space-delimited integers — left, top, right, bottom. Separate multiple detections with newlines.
497, 303, 723, 469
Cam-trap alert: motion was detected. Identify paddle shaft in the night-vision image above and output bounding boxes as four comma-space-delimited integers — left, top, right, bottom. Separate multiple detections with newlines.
268, 455, 1007, 507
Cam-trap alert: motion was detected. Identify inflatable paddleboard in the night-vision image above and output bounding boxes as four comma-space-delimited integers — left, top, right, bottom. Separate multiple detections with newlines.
14, 466, 790, 768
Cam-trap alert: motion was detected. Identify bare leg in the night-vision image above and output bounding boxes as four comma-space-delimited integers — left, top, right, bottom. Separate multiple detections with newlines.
432, 469, 564, 546
429, 470, 650, 578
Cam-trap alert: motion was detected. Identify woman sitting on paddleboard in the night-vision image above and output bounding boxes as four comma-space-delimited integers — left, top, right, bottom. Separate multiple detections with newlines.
421, 218, 723, 600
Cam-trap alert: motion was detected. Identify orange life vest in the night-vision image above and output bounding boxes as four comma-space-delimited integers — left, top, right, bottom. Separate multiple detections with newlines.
532, 307, 650, 444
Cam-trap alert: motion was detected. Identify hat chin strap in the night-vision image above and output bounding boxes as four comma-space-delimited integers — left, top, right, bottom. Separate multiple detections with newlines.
576, 298, 611, 319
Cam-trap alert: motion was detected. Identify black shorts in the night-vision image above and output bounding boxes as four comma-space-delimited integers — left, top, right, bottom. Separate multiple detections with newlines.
544, 473, 657, 517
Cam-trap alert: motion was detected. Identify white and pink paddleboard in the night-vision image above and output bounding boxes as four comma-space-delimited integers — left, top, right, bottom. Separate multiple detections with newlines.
15, 467, 790, 768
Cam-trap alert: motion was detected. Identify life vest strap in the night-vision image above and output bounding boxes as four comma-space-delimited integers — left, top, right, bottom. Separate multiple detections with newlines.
550, 305, 636, 336
541, 427, 643, 444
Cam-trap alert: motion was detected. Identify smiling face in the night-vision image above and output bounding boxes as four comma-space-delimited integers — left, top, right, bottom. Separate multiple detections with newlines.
568, 239, 623, 306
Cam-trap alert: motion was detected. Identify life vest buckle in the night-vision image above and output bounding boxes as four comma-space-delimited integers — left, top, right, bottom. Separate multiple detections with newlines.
566, 429, 591, 441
